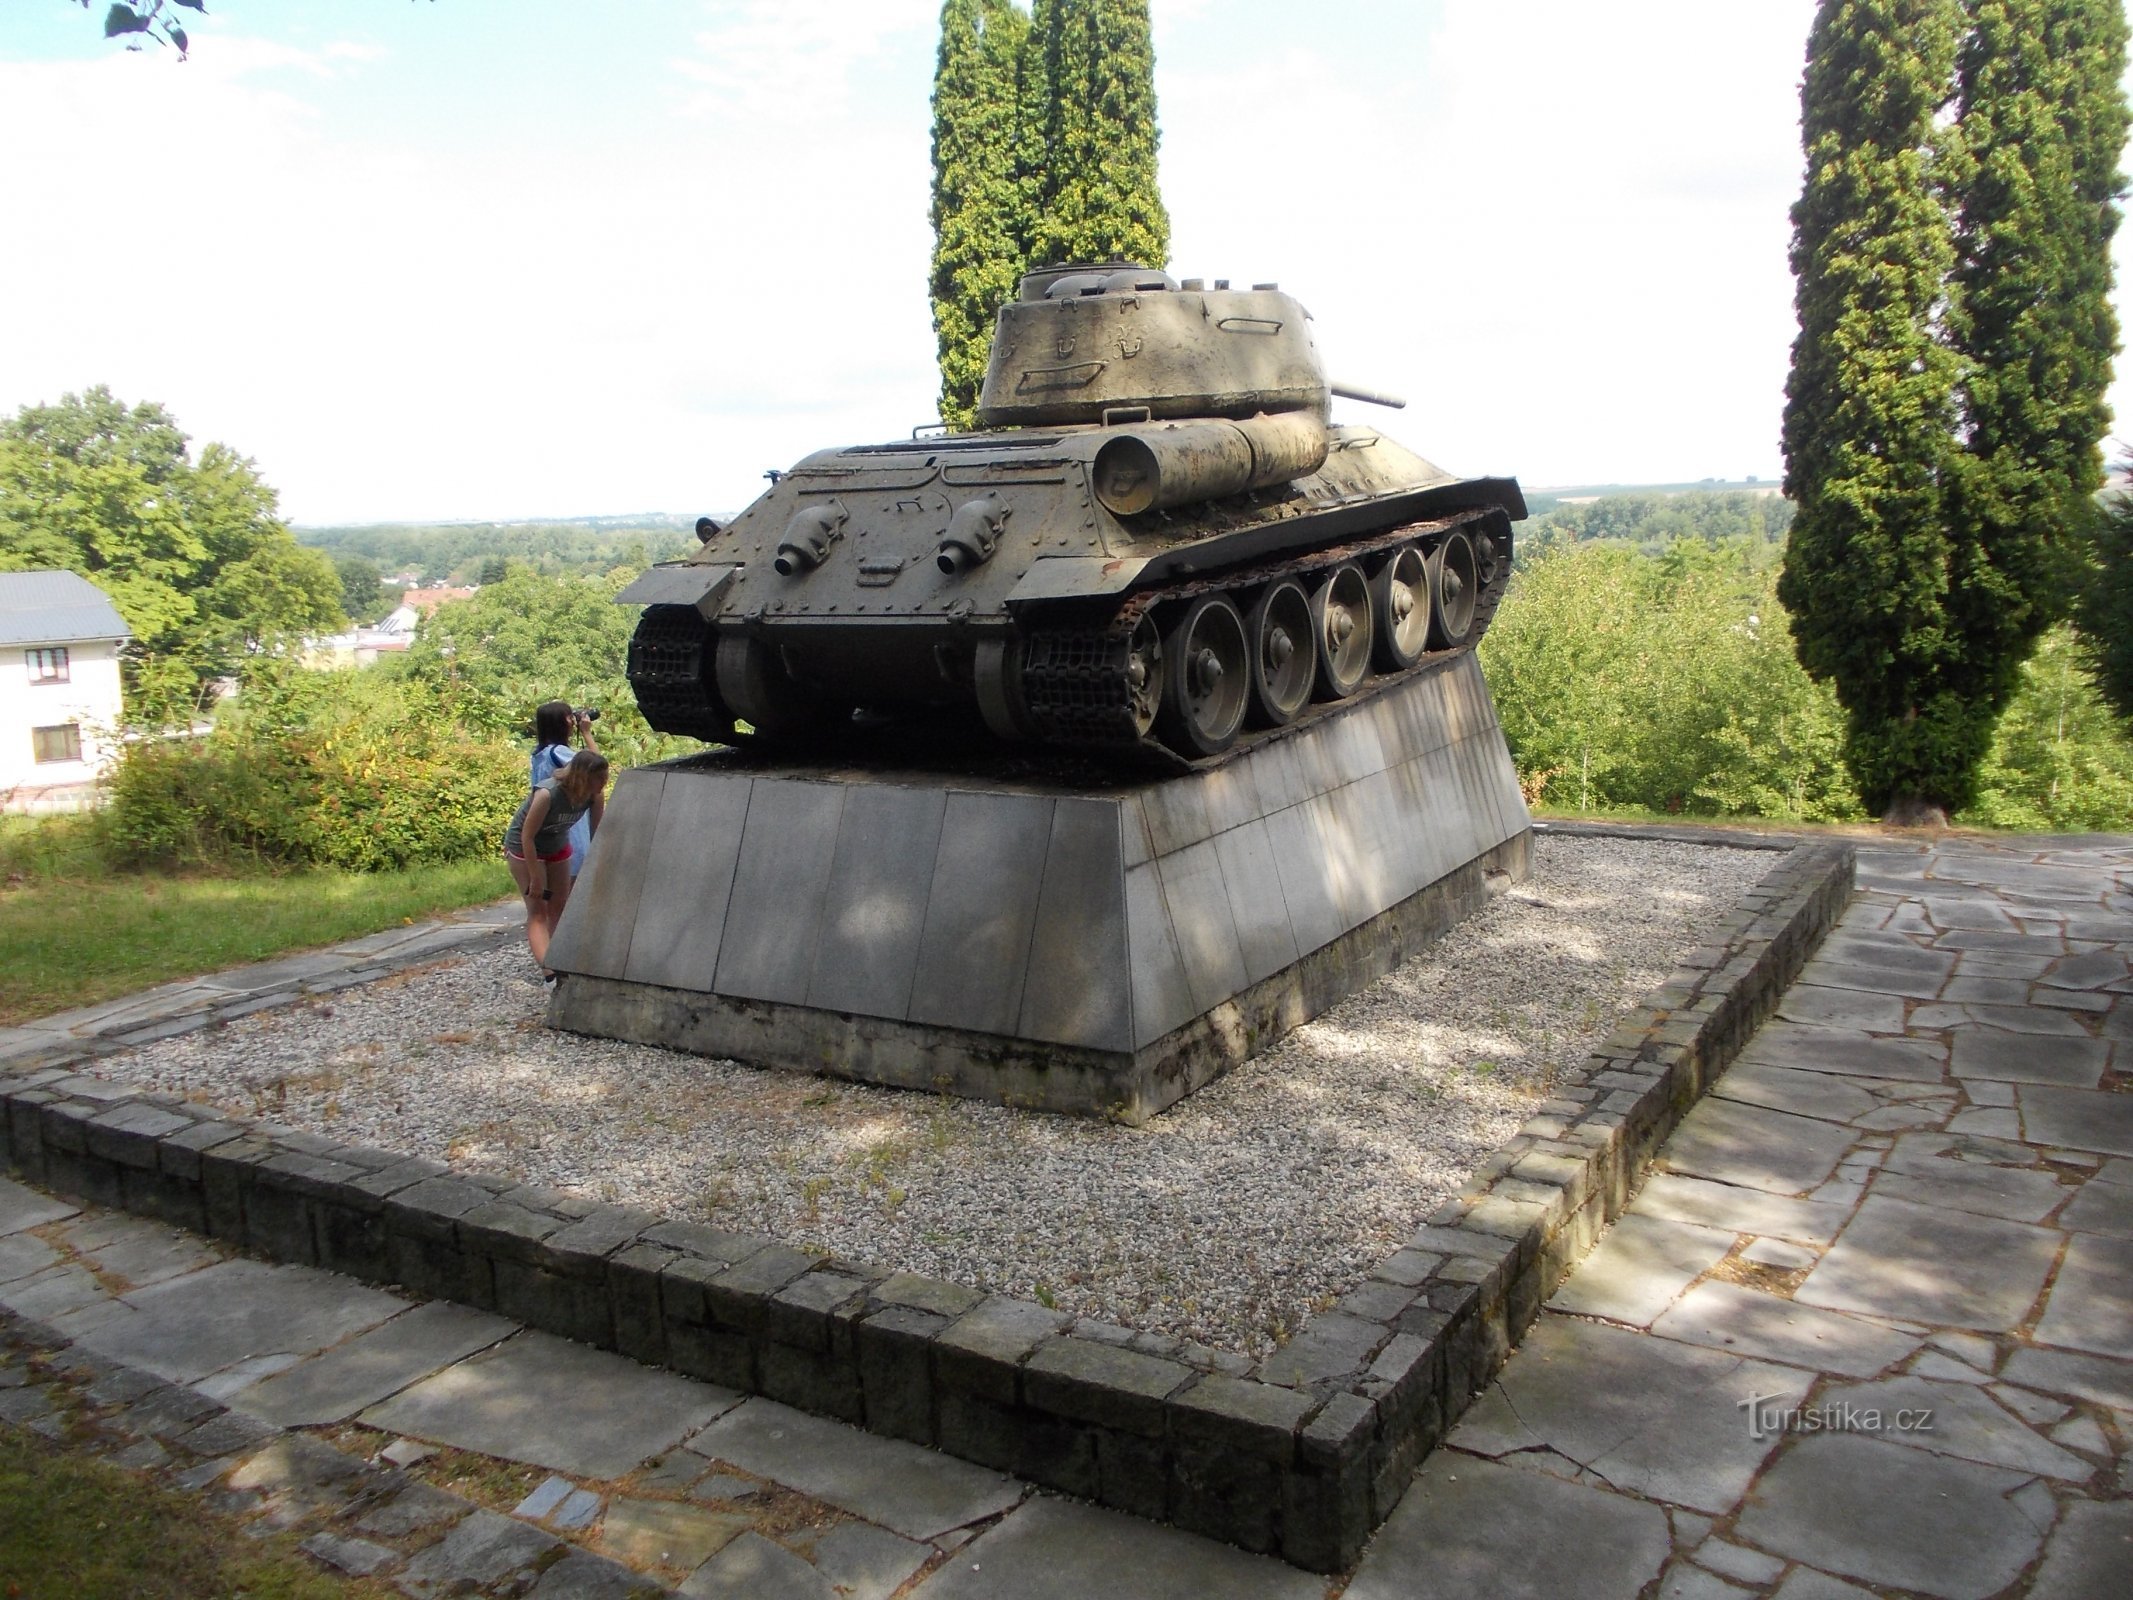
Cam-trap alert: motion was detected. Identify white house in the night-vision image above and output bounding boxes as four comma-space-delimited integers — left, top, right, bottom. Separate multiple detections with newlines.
0, 570, 131, 810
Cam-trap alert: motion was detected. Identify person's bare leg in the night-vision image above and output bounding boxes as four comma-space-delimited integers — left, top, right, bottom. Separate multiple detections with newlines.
506, 854, 550, 968
541, 870, 575, 965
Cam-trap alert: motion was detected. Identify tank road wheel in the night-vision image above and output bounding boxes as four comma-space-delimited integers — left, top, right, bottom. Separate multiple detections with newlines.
1156, 595, 1250, 757
1125, 612, 1164, 738
715, 634, 821, 737
1427, 530, 1480, 649
1245, 579, 1315, 727
1368, 544, 1432, 671
1310, 562, 1373, 701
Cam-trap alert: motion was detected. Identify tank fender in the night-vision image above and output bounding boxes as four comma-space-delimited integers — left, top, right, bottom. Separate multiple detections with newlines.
612, 563, 738, 619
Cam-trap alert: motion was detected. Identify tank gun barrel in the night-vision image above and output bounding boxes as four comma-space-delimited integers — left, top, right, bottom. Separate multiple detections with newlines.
1330, 381, 1407, 410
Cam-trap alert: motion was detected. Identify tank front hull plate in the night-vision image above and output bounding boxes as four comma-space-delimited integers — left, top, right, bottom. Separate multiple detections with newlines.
545, 651, 1532, 1120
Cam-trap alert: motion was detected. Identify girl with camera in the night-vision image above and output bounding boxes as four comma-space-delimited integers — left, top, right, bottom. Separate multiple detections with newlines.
503, 748, 611, 980
530, 700, 599, 877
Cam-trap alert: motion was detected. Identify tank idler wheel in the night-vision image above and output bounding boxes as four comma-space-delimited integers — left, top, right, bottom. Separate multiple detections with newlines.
715, 634, 823, 737
1427, 530, 1480, 649
1369, 544, 1432, 672
1156, 595, 1250, 758
1244, 579, 1315, 727
974, 637, 1033, 741
1310, 562, 1373, 701
1125, 613, 1164, 738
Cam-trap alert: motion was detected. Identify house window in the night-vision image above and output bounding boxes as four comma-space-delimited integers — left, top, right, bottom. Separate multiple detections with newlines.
26, 647, 69, 684
32, 724, 82, 764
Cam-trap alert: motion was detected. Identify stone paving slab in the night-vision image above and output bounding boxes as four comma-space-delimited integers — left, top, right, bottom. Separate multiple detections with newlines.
2019, 1083, 2133, 1157
1649, 1280, 1921, 1378
1444, 1316, 1809, 1513
1732, 1433, 2043, 1600
0, 1174, 77, 1235
688, 1398, 1024, 1543
910, 1494, 1321, 1600
1658, 1097, 1857, 1196
1545, 1214, 1736, 1328
1345, 1454, 1670, 1600
364, 1328, 743, 1480
1795, 1194, 2060, 1330
74, 1257, 409, 1384
235, 1299, 519, 1426
2031, 1232, 2133, 1360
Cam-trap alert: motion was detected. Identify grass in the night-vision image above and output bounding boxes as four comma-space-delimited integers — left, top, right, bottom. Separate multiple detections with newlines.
0, 1427, 397, 1600
0, 814, 509, 1027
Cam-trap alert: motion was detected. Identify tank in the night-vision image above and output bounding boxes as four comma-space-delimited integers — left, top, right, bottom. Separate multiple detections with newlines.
618, 264, 1525, 763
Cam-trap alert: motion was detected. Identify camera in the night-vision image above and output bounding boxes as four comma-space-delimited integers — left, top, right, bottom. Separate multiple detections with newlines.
574, 707, 601, 724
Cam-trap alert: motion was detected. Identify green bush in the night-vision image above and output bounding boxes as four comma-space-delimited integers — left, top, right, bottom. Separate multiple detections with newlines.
1480, 538, 1862, 821
107, 667, 524, 871
1960, 626, 2133, 831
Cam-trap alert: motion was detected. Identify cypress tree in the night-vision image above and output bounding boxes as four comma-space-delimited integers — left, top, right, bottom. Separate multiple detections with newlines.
1026, 0, 1169, 269
1944, 0, 2129, 735
1779, 0, 1965, 822
929, 0, 1031, 429
1780, 0, 2129, 821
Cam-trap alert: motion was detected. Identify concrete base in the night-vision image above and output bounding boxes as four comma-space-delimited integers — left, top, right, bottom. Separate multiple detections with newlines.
545, 651, 1532, 1121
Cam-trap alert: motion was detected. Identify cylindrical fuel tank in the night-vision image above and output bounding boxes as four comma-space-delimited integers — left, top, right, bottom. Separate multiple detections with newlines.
1090, 412, 1330, 516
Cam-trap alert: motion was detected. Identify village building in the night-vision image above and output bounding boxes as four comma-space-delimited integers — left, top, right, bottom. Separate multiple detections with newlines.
0, 570, 131, 811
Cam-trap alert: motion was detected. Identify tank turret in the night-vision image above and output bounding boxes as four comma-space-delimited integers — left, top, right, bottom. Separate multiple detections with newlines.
619, 266, 1525, 762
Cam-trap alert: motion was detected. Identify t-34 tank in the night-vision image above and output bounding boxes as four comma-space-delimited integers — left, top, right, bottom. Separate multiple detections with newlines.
619, 264, 1526, 762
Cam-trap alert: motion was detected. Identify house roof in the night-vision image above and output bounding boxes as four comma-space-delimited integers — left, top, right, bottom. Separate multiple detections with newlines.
0, 570, 133, 648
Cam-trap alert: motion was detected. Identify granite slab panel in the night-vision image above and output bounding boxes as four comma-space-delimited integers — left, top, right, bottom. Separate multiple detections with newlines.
550, 767, 667, 981
1017, 797, 1132, 1052
1261, 801, 1344, 958
906, 791, 1054, 1036
805, 783, 949, 1022
713, 779, 845, 1005
1154, 836, 1250, 1018
621, 772, 753, 993
1211, 816, 1301, 987
1123, 860, 1195, 1048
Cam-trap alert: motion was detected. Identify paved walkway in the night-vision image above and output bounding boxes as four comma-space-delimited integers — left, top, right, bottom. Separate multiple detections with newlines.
1, 833, 2128, 1598
1349, 834, 2133, 1600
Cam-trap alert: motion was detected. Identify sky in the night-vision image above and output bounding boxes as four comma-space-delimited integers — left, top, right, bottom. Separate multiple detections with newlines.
2, 1, 2128, 525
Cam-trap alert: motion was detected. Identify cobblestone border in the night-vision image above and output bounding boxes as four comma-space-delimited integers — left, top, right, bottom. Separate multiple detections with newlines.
0, 833, 1853, 1572
0, 1306, 673, 1598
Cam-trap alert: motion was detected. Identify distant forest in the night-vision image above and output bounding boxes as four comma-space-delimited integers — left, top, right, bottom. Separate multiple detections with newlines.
297, 516, 700, 584
299, 491, 1794, 586
1517, 491, 1794, 565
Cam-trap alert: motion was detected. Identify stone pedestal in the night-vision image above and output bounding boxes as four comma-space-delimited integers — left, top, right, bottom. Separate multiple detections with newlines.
545, 651, 1531, 1122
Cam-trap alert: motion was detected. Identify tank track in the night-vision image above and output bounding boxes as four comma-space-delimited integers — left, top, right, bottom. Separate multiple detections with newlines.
1019, 506, 1511, 757
627, 603, 735, 742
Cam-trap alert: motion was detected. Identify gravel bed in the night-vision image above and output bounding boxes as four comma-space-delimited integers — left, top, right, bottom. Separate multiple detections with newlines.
105, 835, 1771, 1357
